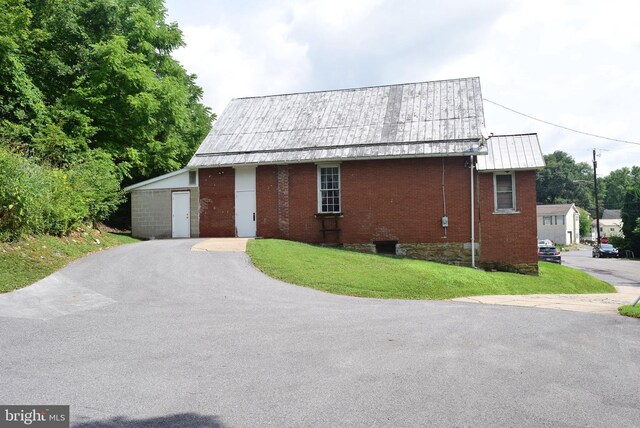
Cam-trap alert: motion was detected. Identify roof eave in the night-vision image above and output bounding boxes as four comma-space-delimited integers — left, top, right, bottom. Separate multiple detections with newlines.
188, 150, 489, 169
123, 167, 194, 191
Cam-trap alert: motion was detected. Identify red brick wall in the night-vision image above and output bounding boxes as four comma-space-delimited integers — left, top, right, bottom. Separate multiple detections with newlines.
478, 170, 538, 268
200, 161, 539, 269
256, 166, 280, 237
199, 167, 235, 237
257, 158, 479, 244
256, 164, 324, 241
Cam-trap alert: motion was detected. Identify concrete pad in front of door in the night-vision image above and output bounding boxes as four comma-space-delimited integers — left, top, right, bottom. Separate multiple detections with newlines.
191, 238, 251, 252
451, 286, 639, 316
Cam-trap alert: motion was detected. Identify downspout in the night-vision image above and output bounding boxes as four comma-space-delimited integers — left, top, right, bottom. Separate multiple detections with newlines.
470, 154, 476, 269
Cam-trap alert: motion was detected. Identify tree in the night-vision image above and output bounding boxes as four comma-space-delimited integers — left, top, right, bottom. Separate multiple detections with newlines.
4, 0, 212, 177
536, 151, 594, 212
601, 166, 640, 210
621, 187, 640, 256
578, 208, 591, 239
0, 0, 213, 238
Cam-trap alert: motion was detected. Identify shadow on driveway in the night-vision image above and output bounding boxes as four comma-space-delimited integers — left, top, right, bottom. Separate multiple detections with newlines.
73, 413, 224, 428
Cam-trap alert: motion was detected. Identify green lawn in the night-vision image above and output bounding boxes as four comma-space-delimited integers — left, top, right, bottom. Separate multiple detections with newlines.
0, 230, 139, 293
618, 305, 640, 319
247, 239, 615, 300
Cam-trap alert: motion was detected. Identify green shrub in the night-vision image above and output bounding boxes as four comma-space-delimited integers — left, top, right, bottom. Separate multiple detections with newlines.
67, 151, 124, 225
0, 148, 123, 240
0, 149, 47, 239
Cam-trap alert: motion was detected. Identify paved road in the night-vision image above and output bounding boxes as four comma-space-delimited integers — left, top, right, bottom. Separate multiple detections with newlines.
1, 240, 639, 427
561, 246, 640, 289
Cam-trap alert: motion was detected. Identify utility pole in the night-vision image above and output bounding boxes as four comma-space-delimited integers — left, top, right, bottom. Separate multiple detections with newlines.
593, 149, 601, 245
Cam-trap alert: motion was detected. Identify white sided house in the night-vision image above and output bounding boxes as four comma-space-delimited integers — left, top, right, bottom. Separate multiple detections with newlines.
536, 203, 580, 245
124, 169, 200, 239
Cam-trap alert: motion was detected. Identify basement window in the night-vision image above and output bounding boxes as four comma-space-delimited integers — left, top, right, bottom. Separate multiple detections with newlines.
374, 241, 397, 255
317, 165, 341, 213
494, 173, 516, 212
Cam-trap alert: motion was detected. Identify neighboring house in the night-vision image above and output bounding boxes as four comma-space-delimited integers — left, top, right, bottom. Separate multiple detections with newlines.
592, 218, 624, 240
590, 209, 624, 241
126, 77, 545, 274
536, 204, 580, 245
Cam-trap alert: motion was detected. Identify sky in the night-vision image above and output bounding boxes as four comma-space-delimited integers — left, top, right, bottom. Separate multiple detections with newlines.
164, 0, 640, 175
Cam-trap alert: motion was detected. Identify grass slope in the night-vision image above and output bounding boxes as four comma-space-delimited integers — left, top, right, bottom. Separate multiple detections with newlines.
0, 230, 139, 293
247, 239, 615, 300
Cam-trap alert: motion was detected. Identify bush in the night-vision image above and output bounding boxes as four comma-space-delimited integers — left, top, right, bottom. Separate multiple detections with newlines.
67, 151, 124, 226
0, 148, 123, 241
0, 149, 46, 239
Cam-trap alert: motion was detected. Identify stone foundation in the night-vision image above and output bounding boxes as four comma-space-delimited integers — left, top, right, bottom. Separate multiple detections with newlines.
398, 242, 475, 266
343, 241, 538, 275
343, 242, 475, 266
343, 243, 377, 254
480, 262, 539, 276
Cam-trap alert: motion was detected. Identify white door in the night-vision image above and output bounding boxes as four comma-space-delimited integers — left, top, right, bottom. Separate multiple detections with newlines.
235, 167, 256, 237
172, 191, 191, 238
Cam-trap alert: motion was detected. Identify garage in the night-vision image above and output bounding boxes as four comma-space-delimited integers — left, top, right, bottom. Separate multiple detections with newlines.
124, 168, 200, 239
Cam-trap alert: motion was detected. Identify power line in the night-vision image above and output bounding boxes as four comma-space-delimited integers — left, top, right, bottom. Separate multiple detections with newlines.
483, 98, 640, 146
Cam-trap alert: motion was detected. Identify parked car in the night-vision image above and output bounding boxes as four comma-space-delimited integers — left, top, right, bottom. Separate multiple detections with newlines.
592, 244, 619, 258
538, 246, 561, 264
537, 239, 553, 248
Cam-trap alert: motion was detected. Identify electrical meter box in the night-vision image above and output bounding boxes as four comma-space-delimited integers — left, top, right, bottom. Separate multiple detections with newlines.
442, 216, 449, 228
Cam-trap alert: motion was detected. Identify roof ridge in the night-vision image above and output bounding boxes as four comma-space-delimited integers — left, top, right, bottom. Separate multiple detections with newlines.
231, 76, 481, 101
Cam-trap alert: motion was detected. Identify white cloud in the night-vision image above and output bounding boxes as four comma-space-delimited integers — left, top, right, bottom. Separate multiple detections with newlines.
166, 0, 640, 174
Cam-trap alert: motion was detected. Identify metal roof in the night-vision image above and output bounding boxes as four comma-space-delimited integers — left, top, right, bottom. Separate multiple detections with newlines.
188, 77, 486, 168
477, 133, 545, 172
536, 204, 577, 216
123, 168, 191, 191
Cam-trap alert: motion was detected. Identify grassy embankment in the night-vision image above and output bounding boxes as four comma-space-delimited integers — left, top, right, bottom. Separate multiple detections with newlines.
0, 229, 139, 293
247, 239, 615, 300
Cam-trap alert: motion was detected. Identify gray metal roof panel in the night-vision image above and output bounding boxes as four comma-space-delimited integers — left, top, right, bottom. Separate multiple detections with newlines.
188, 77, 486, 168
477, 133, 545, 171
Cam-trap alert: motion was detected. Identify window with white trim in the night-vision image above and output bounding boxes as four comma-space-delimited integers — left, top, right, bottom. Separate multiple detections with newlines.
543, 216, 552, 225
318, 165, 341, 213
494, 173, 515, 211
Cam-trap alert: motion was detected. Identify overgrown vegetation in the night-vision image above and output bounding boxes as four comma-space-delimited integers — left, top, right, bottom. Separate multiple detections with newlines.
0, 0, 213, 241
247, 240, 615, 300
618, 304, 640, 319
0, 228, 139, 293
0, 149, 123, 240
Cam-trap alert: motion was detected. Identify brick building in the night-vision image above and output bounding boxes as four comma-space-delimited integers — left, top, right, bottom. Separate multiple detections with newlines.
127, 77, 545, 274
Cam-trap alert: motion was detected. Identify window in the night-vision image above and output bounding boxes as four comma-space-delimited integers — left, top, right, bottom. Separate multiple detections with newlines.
494, 173, 515, 211
318, 165, 341, 213
188, 170, 197, 185
543, 216, 552, 225
610, 227, 615, 232
555, 215, 565, 225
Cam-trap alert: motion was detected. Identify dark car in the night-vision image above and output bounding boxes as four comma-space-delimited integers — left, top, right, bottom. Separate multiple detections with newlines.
538, 246, 561, 264
592, 244, 619, 258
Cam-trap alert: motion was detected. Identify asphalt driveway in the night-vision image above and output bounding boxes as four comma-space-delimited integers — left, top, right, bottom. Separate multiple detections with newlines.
1, 239, 639, 427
